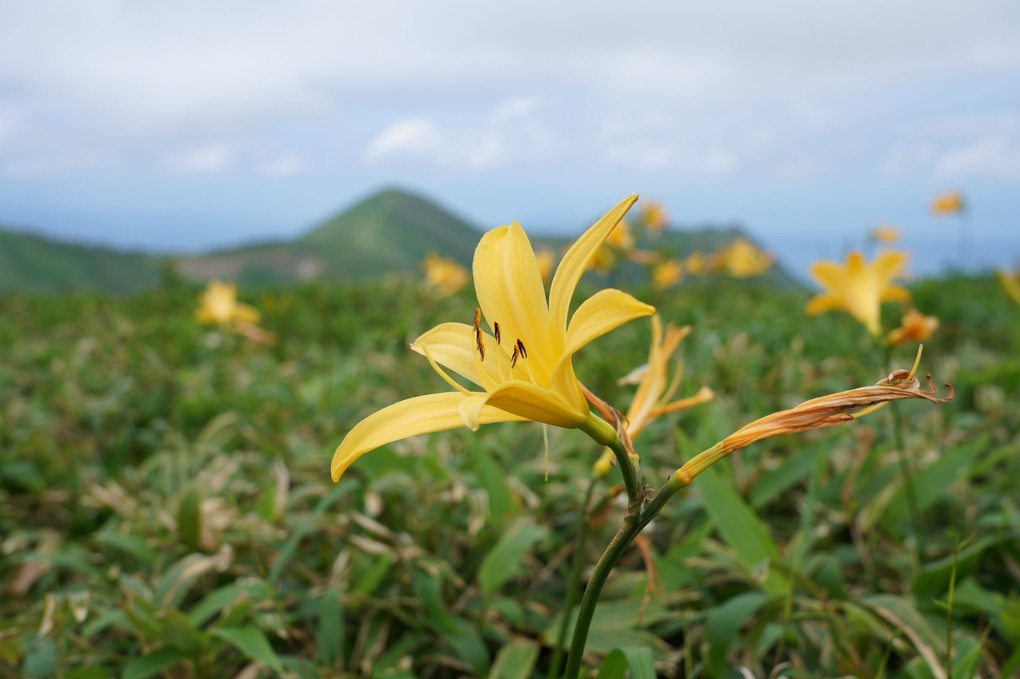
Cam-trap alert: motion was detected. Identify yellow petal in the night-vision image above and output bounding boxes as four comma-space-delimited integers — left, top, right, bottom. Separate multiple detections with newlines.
331, 392, 525, 481
483, 380, 589, 428
232, 302, 261, 325
805, 293, 843, 316
563, 288, 655, 358
873, 251, 909, 281
549, 195, 638, 339
411, 322, 503, 390
879, 285, 910, 303
473, 222, 556, 375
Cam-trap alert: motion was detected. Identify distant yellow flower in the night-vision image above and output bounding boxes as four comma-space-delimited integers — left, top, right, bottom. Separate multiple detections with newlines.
717, 238, 773, 278
639, 200, 668, 235
870, 224, 901, 244
535, 248, 557, 285
594, 315, 714, 476
332, 196, 655, 481
997, 269, 1020, 305
652, 259, 684, 289
421, 252, 469, 298
886, 308, 939, 346
805, 250, 910, 336
683, 251, 707, 276
931, 191, 965, 215
195, 280, 261, 326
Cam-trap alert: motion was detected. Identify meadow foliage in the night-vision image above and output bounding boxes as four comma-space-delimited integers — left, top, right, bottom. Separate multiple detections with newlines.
2, 245, 1019, 677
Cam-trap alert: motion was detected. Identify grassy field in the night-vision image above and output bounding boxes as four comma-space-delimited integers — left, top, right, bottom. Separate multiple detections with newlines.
1, 270, 1019, 678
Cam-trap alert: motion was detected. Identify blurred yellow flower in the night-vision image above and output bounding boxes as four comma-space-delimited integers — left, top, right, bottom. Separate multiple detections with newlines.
594, 315, 713, 476
931, 191, 965, 215
683, 251, 707, 276
652, 259, 684, 289
718, 238, 773, 278
997, 269, 1020, 305
870, 223, 901, 244
195, 280, 276, 344
886, 308, 939, 346
535, 248, 557, 285
806, 251, 910, 336
639, 199, 668, 235
332, 196, 655, 481
195, 280, 261, 326
421, 252, 469, 298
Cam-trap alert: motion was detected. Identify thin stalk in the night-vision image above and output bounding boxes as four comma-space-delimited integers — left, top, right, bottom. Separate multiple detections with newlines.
884, 345, 923, 565
547, 480, 597, 679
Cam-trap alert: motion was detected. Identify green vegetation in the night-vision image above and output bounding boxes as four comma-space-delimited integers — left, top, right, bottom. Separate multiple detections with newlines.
1, 188, 798, 293
1, 269, 1017, 678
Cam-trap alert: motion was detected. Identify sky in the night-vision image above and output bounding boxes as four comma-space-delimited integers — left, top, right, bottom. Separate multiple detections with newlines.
1, 0, 1019, 277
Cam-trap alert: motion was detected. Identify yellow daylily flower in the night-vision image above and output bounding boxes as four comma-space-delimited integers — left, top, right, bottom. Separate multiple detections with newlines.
886, 308, 939, 346
683, 251, 707, 276
331, 195, 656, 482
639, 199, 668, 235
594, 315, 714, 476
652, 259, 684, 289
195, 280, 262, 326
869, 223, 901, 245
607, 218, 635, 251
997, 269, 1020, 306
805, 250, 910, 336
421, 252, 469, 298
931, 190, 965, 215
717, 238, 773, 278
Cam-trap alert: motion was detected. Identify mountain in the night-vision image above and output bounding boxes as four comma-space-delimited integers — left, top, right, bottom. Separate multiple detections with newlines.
175, 188, 479, 285
0, 228, 162, 294
0, 187, 802, 293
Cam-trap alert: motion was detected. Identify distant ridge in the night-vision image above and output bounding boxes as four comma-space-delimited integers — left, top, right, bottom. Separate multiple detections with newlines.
0, 187, 800, 293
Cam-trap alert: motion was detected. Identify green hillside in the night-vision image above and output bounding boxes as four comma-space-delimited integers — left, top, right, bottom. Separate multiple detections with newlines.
0, 228, 162, 294
1, 188, 801, 292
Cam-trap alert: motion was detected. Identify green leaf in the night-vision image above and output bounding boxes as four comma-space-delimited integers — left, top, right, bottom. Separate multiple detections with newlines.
705, 591, 770, 674
122, 647, 190, 679
211, 626, 283, 673
478, 522, 549, 595
693, 465, 788, 596
595, 649, 628, 679
468, 436, 516, 521
176, 486, 202, 551
489, 639, 539, 679
186, 580, 271, 628
315, 592, 344, 668
617, 647, 656, 679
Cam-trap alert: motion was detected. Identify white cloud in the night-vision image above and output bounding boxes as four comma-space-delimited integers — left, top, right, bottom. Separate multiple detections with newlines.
362, 98, 554, 169
256, 153, 306, 177
882, 113, 1020, 181
163, 144, 232, 175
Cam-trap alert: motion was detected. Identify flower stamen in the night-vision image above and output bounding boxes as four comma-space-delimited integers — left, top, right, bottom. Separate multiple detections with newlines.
494, 322, 501, 344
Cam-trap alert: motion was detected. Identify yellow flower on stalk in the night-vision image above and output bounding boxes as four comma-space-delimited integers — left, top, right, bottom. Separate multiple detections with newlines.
870, 223, 901, 245
805, 250, 910, 336
594, 315, 714, 476
195, 280, 262, 325
607, 218, 635, 251
931, 191, 965, 215
652, 259, 684, 289
717, 238, 773, 278
997, 269, 1020, 305
886, 308, 939, 346
331, 196, 655, 481
421, 252, 469, 298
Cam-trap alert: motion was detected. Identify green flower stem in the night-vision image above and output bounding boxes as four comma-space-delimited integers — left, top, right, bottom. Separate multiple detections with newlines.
561, 435, 698, 679
883, 345, 923, 565
580, 413, 640, 503
547, 479, 597, 679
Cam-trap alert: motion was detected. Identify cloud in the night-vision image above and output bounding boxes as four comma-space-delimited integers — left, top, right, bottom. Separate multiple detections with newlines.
883, 113, 1020, 181
362, 98, 553, 169
256, 153, 306, 177
163, 144, 233, 175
